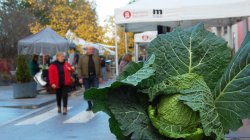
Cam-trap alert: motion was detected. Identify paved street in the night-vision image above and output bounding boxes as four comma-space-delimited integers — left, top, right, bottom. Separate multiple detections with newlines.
0, 92, 116, 140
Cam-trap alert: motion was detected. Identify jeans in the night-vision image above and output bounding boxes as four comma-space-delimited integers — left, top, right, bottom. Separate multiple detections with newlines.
83, 76, 99, 109
56, 86, 68, 108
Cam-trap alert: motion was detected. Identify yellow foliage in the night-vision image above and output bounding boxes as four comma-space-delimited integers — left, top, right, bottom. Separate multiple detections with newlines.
29, 22, 43, 34
28, 0, 104, 43
75, 45, 83, 54
104, 51, 110, 56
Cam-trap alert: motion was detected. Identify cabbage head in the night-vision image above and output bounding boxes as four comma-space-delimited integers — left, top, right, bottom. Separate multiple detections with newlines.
148, 94, 203, 140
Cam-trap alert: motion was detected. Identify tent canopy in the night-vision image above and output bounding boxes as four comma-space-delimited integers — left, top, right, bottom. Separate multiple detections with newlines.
18, 27, 69, 56
91, 44, 115, 56
115, 0, 250, 32
66, 30, 115, 55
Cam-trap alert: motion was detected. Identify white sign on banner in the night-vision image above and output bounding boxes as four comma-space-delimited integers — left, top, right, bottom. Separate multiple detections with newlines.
134, 31, 158, 43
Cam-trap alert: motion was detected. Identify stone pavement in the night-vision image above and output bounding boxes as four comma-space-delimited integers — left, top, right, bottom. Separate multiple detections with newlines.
0, 85, 53, 126
0, 86, 56, 109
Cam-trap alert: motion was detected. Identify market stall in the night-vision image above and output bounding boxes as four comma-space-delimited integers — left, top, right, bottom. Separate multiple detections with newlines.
134, 31, 157, 61
114, 0, 250, 75
18, 27, 70, 87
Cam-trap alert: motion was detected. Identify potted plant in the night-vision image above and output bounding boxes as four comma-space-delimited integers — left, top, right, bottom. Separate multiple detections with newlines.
13, 55, 37, 98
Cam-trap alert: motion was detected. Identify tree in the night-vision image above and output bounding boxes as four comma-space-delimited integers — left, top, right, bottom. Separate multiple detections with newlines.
103, 16, 134, 57
26, 0, 104, 43
0, 0, 35, 58
71, 0, 104, 43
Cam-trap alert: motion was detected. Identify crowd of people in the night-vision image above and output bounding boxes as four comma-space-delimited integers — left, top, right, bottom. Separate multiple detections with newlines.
29, 45, 136, 115
29, 45, 135, 115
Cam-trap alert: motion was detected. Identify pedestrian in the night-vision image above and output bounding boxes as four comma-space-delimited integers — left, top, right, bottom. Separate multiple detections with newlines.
100, 56, 107, 82
77, 45, 102, 111
48, 52, 74, 115
44, 55, 51, 66
68, 48, 75, 66
30, 55, 40, 76
42, 55, 51, 87
119, 53, 132, 73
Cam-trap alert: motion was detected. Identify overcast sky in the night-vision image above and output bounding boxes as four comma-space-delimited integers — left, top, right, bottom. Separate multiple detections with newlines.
89, 0, 130, 25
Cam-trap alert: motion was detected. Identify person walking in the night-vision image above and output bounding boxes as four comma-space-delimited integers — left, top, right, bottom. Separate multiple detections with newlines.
100, 56, 107, 82
119, 53, 132, 73
30, 55, 40, 76
48, 52, 74, 115
77, 46, 102, 111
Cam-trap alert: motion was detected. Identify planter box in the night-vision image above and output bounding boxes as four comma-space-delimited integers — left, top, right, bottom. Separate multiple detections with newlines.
13, 81, 37, 99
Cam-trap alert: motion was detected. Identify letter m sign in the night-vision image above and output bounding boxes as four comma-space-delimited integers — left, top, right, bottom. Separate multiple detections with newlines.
153, 9, 163, 15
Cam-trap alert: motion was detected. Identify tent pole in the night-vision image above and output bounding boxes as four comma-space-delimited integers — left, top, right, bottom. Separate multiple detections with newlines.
246, 17, 250, 31
228, 25, 233, 49
134, 42, 136, 61
135, 43, 139, 62
43, 55, 45, 65
115, 24, 119, 76
125, 31, 128, 54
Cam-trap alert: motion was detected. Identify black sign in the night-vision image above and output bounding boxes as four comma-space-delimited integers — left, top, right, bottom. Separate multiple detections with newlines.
153, 9, 163, 15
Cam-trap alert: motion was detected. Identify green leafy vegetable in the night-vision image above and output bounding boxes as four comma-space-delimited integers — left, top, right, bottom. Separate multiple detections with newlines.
148, 94, 202, 139
148, 24, 231, 90
177, 73, 224, 139
116, 61, 143, 81
107, 87, 164, 140
84, 24, 250, 140
214, 32, 250, 133
120, 54, 155, 86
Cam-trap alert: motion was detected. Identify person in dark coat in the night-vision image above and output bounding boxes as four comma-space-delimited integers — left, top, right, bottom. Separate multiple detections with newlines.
49, 52, 74, 115
100, 56, 107, 82
77, 46, 102, 111
30, 55, 40, 76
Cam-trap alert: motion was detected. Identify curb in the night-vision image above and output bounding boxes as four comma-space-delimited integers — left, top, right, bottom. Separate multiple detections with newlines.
0, 99, 56, 109
0, 89, 84, 109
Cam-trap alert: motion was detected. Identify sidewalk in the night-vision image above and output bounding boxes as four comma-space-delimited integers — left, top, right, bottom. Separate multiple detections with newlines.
226, 119, 250, 139
0, 86, 56, 109
0, 85, 57, 126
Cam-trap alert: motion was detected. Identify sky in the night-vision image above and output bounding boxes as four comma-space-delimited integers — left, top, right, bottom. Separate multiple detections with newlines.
89, 0, 130, 25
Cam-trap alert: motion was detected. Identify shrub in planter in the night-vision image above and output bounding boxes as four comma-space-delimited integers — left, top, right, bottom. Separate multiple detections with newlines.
13, 55, 37, 98
16, 55, 32, 83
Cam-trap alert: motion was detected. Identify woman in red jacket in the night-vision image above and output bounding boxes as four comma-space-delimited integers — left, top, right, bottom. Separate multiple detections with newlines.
49, 52, 73, 115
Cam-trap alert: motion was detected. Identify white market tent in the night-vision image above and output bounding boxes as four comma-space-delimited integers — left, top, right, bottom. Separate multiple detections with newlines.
114, 0, 250, 75
115, 0, 250, 31
134, 31, 158, 60
91, 44, 116, 56
65, 30, 115, 55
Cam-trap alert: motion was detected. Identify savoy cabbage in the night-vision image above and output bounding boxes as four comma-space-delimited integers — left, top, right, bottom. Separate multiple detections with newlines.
84, 23, 250, 140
